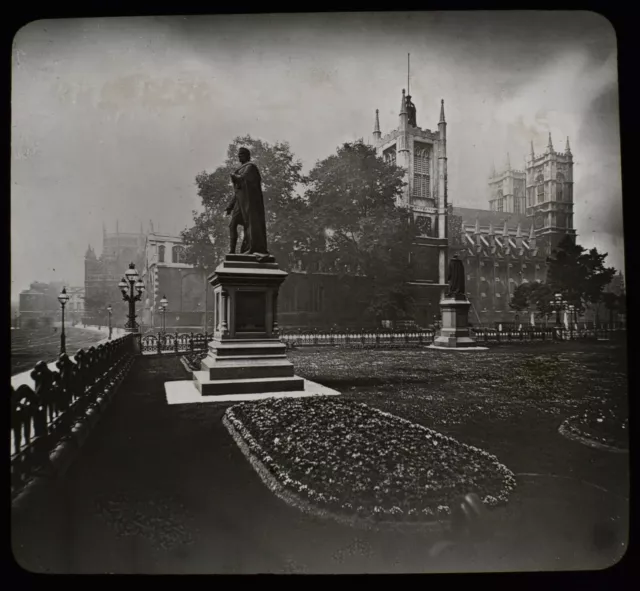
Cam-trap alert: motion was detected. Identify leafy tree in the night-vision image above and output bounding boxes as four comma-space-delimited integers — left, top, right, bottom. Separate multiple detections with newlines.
601, 291, 621, 325
181, 136, 308, 271
546, 236, 616, 312
528, 282, 555, 319
509, 283, 532, 312
304, 140, 411, 320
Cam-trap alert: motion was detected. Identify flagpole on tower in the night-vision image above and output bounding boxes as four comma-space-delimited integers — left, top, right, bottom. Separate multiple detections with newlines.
407, 53, 410, 95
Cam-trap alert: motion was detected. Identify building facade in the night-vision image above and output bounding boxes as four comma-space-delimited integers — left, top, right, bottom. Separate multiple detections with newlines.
140, 232, 212, 331
18, 280, 65, 328
449, 133, 576, 324
371, 88, 450, 325
84, 223, 147, 326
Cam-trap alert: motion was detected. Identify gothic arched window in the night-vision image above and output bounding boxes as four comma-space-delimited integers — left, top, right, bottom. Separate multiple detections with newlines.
158, 245, 165, 263
384, 148, 396, 165
172, 245, 186, 264
556, 173, 565, 201
536, 174, 545, 204
413, 147, 431, 199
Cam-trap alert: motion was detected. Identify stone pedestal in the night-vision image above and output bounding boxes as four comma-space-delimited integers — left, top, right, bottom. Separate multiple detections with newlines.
193, 254, 305, 396
433, 297, 479, 349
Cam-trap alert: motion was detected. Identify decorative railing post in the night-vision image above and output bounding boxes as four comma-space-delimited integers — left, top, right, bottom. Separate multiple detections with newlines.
189, 332, 195, 352
174, 331, 180, 354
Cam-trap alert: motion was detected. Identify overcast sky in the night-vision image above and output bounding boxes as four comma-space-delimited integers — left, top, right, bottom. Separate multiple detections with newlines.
11, 11, 623, 298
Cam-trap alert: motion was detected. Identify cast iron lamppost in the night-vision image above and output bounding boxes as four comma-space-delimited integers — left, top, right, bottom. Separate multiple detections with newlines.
567, 304, 576, 340
550, 292, 567, 339
107, 304, 113, 340
57, 287, 70, 355
118, 262, 145, 333
160, 295, 168, 335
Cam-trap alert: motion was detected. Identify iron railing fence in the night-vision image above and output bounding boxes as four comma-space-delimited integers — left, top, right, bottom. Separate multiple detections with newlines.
10, 333, 136, 496
135, 326, 624, 356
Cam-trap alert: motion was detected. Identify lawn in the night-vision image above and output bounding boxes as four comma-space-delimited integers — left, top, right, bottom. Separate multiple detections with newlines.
12, 341, 629, 573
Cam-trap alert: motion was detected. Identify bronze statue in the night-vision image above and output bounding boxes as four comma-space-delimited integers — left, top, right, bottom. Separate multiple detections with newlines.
406, 94, 417, 127
446, 253, 466, 299
225, 147, 269, 261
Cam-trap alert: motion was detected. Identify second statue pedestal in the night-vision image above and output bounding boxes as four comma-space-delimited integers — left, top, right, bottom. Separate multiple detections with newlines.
193, 253, 305, 397
433, 297, 480, 349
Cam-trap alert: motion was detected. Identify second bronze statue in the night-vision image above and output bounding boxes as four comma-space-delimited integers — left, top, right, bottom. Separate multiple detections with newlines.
225, 147, 270, 262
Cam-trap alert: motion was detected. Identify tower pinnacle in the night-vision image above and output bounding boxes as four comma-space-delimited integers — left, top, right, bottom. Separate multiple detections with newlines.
373, 109, 381, 141
505, 152, 511, 171
565, 136, 572, 154
400, 89, 407, 115
530, 140, 535, 160
547, 132, 554, 153
439, 99, 446, 123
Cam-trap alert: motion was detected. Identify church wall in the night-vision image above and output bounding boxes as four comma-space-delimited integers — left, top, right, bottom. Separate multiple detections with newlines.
154, 266, 212, 330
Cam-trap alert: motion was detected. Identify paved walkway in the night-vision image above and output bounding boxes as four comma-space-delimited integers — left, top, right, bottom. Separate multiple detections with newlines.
12, 356, 629, 574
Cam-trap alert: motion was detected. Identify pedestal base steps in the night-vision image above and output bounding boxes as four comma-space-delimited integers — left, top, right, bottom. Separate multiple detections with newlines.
195, 338, 304, 395
166, 253, 336, 404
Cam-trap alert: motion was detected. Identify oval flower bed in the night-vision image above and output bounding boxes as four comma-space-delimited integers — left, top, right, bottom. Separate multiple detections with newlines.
223, 397, 516, 529
559, 400, 628, 453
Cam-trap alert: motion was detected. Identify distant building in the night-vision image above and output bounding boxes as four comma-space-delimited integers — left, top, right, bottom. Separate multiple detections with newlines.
84, 222, 146, 326
371, 88, 449, 325
141, 232, 211, 331
448, 134, 576, 325
18, 280, 65, 328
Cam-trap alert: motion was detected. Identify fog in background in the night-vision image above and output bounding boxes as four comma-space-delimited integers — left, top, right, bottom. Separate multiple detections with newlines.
11, 12, 623, 298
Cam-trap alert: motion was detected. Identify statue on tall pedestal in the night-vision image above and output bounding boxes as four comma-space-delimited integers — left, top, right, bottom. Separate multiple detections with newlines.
446, 253, 466, 299
225, 147, 270, 262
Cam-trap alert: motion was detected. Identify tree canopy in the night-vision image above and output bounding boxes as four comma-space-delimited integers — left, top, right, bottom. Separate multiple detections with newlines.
303, 140, 411, 319
510, 237, 618, 319
182, 137, 413, 321
546, 236, 616, 312
181, 136, 307, 271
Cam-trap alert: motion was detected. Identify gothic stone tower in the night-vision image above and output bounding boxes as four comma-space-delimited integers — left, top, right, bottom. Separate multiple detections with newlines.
525, 134, 576, 255
372, 88, 448, 324
488, 153, 527, 215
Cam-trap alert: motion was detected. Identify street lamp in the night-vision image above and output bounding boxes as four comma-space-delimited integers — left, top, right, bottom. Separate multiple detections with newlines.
551, 293, 565, 327
107, 304, 113, 340
567, 304, 576, 339
119, 262, 145, 333
57, 287, 70, 355
160, 295, 168, 335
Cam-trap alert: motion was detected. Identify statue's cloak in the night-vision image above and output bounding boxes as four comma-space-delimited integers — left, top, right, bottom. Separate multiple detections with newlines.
447, 256, 466, 297
232, 162, 268, 255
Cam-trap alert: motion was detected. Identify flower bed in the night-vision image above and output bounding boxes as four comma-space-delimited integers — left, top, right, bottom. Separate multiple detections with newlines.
224, 397, 516, 528
559, 400, 628, 452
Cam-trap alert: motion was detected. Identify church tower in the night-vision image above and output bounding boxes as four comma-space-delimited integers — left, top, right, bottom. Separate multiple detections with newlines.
488, 152, 527, 214
371, 55, 448, 291
525, 133, 576, 254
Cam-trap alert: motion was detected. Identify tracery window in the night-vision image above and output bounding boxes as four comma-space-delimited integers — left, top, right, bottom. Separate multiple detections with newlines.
172, 245, 186, 264
536, 174, 545, 204
384, 148, 397, 165
158, 245, 165, 263
413, 147, 431, 199
514, 197, 522, 214
556, 173, 565, 201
